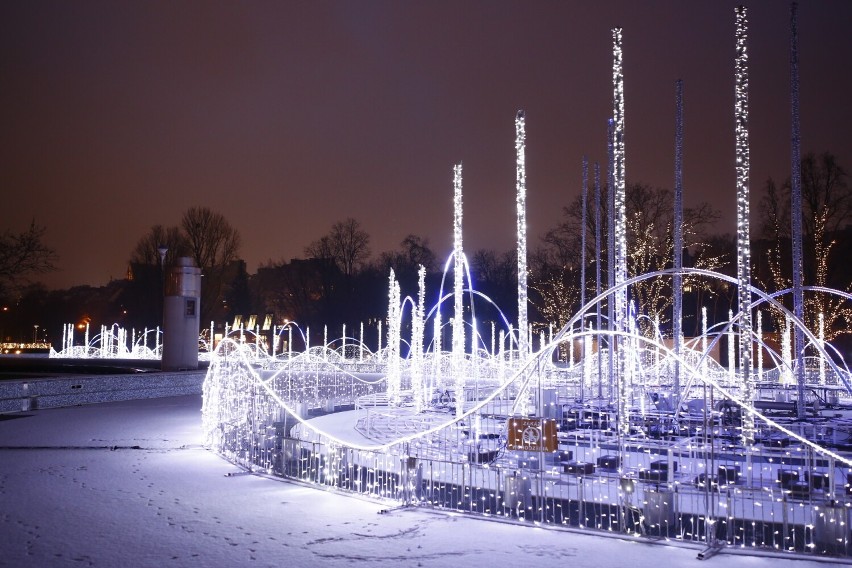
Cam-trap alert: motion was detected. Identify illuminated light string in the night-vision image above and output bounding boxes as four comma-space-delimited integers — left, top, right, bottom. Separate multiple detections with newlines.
515, 110, 529, 360
451, 162, 465, 417
734, 5, 755, 445
782, 313, 793, 385
203, 321, 852, 469
612, 27, 629, 438
185, 13, 852, 544
386, 269, 401, 405
411, 265, 426, 412
204, 268, 852, 463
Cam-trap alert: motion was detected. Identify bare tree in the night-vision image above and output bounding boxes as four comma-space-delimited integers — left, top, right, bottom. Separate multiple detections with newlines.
0, 220, 57, 296
182, 207, 241, 272
375, 235, 436, 277
306, 218, 370, 277
181, 207, 242, 326
130, 225, 188, 267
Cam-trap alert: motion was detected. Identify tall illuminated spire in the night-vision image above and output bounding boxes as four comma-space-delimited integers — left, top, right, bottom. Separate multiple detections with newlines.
411, 265, 426, 412
515, 110, 529, 360
387, 269, 401, 405
452, 163, 465, 417
734, 5, 755, 444
612, 27, 629, 436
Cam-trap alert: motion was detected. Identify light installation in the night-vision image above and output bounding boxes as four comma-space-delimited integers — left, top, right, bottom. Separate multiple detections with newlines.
515, 111, 529, 359
194, 8, 852, 561
612, 27, 629, 438
452, 163, 466, 418
734, 5, 755, 446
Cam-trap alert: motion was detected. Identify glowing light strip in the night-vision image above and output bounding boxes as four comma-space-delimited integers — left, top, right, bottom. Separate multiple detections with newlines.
612, 27, 629, 436
734, 5, 754, 444
411, 265, 426, 412
515, 110, 529, 359
387, 270, 401, 405
452, 163, 465, 417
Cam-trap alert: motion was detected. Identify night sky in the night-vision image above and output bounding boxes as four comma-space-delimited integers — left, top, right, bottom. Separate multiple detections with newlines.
2, 1, 851, 290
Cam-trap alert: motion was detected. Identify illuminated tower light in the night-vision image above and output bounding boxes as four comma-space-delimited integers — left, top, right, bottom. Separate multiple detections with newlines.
734, 5, 755, 444
411, 265, 426, 412
612, 27, 629, 437
516, 110, 529, 360
387, 270, 401, 406
451, 163, 466, 417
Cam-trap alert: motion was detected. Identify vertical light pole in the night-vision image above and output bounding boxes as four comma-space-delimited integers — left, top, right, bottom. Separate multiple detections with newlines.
734, 5, 755, 446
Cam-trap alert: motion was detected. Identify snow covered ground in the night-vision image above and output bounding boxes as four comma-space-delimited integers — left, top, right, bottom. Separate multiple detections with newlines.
0, 395, 839, 567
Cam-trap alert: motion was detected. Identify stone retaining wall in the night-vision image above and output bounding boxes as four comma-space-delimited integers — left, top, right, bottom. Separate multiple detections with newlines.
0, 371, 206, 413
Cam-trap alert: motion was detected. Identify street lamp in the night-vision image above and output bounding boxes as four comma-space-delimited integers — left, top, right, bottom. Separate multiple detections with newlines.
157, 244, 168, 273
33, 324, 39, 344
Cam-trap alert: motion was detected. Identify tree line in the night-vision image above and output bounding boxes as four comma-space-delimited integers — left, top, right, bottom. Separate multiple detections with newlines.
1, 152, 849, 351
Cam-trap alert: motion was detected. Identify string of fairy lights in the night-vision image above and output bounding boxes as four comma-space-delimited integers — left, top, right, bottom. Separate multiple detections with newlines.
734, 5, 756, 446
515, 111, 529, 360
199, 6, 852, 559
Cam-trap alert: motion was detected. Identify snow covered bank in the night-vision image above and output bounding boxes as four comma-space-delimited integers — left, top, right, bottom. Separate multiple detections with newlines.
0, 396, 835, 567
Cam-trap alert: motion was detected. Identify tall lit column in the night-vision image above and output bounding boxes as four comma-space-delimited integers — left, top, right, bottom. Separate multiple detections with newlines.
412, 265, 426, 412
452, 163, 466, 417
387, 270, 401, 405
734, 5, 755, 445
612, 27, 629, 437
790, 2, 806, 418
515, 111, 529, 360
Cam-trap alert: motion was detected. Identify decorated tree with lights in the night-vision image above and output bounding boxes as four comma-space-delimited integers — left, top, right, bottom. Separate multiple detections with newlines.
759, 152, 852, 342
534, 183, 724, 337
